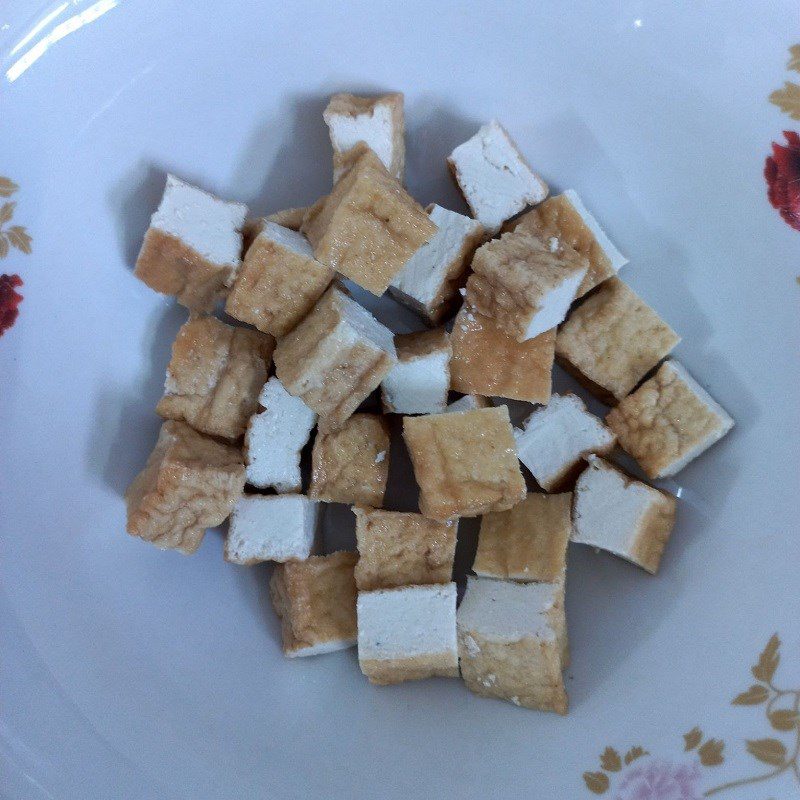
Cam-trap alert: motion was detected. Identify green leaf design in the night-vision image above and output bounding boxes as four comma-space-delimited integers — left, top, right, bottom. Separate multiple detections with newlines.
7, 226, 32, 254
0, 177, 18, 197
789, 44, 800, 73
732, 685, 769, 705
745, 738, 787, 767
0, 202, 15, 224
684, 727, 703, 750
624, 746, 648, 765
751, 635, 780, 683
768, 709, 799, 731
698, 739, 725, 766
583, 771, 609, 794
600, 747, 621, 772
769, 83, 800, 121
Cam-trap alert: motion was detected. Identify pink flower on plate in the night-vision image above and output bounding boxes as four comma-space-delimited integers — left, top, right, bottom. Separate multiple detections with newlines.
614, 758, 702, 800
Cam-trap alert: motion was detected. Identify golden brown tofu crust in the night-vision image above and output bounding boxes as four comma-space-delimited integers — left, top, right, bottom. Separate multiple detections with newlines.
360, 651, 460, 685
394, 326, 450, 360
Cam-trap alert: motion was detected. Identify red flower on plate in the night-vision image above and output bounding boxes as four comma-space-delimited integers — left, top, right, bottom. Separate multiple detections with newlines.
0, 273, 24, 337
764, 131, 800, 231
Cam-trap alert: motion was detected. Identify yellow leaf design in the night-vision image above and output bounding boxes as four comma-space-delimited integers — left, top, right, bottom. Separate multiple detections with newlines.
698, 739, 725, 766
624, 746, 648, 765
0, 177, 18, 197
769, 709, 799, 731
751, 634, 780, 683
769, 82, 800, 120
684, 727, 703, 750
0, 234, 8, 259
0, 202, 15, 224
600, 747, 621, 772
789, 44, 800, 72
583, 771, 609, 794
732, 685, 769, 705
7, 226, 31, 254
746, 738, 787, 767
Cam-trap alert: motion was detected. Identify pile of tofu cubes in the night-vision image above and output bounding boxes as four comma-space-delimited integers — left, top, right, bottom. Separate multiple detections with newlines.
126, 92, 734, 712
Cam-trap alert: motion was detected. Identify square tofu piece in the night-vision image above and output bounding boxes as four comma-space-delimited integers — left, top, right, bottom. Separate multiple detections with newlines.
510, 189, 628, 296
156, 316, 274, 440
225, 494, 321, 565
474, 493, 571, 582
381, 328, 451, 414
450, 304, 555, 403
467, 231, 588, 341
310, 413, 390, 506
403, 406, 526, 521
444, 394, 490, 413
515, 393, 616, 491
274, 285, 397, 432
353, 507, 458, 591
457, 577, 567, 713
606, 360, 734, 479
135, 175, 247, 312
324, 92, 405, 181
573, 456, 677, 573
389, 205, 485, 324
447, 120, 548, 233
244, 377, 317, 492
357, 583, 458, 685
269, 551, 359, 657
125, 420, 245, 554
301, 146, 437, 295
225, 221, 333, 337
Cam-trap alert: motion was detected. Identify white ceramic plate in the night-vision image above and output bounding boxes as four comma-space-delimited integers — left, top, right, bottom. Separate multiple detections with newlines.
2, 2, 799, 798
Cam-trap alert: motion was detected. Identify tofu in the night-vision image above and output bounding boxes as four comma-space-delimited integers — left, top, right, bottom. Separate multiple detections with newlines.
244, 377, 317, 492
134, 174, 247, 312
474, 493, 571, 582
353, 507, 457, 591
467, 230, 588, 341
606, 360, 734, 479
443, 394, 490, 413
273, 284, 397, 432
403, 406, 526, 521
225, 221, 334, 337
324, 92, 405, 181
156, 316, 274, 440
447, 120, 548, 233
269, 551, 359, 657
389, 204, 485, 324
515, 393, 616, 491
309, 413, 390, 506
302, 146, 437, 296
357, 583, 459, 685
225, 494, 321, 565
556, 278, 680, 402
243, 208, 308, 251
125, 420, 245, 554
381, 328, 451, 414
457, 576, 567, 713
572, 456, 677, 573
450, 303, 555, 403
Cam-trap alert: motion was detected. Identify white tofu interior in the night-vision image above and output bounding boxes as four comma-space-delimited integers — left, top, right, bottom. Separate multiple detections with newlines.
257, 220, 315, 258
382, 349, 450, 414
523, 267, 587, 340
562, 189, 628, 271
443, 394, 487, 414
327, 102, 396, 179
336, 289, 397, 356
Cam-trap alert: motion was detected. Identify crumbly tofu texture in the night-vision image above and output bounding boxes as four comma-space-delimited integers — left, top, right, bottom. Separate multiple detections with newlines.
457, 577, 567, 713
403, 406, 526, 521
125, 420, 245, 555
353, 507, 457, 591
448, 120, 548, 233
226, 221, 334, 337
134, 174, 247, 312
324, 92, 405, 181
389, 204, 485, 324
606, 360, 734, 479
357, 583, 459, 685
515, 393, 616, 491
474, 493, 572, 582
310, 413, 390, 507
302, 146, 437, 296
556, 278, 680, 402
269, 551, 359, 657
274, 284, 397, 432
467, 230, 588, 341
572, 456, 677, 574
156, 316, 274, 440
381, 328, 451, 414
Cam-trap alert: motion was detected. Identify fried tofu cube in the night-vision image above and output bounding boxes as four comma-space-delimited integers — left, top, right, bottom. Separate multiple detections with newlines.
447, 120, 548, 233
606, 360, 734, 479
381, 328, 451, 414
515, 393, 616, 491
301, 146, 437, 295
444, 394, 490, 413
225, 221, 334, 337
273, 285, 397, 431
156, 316, 274, 440
572, 456, 677, 573
125, 420, 245, 554
225, 494, 321, 565
403, 406, 526, 521
467, 231, 588, 341
134, 175, 247, 312
457, 576, 567, 713
242, 208, 308, 250
244, 377, 317, 492
357, 583, 458, 685
309, 413, 390, 506
389, 204, 485, 324
269, 551, 359, 657
556, 278, 680, 402
324, 92, 405, 181
450, 303, 554, 403
353, 507, 457, 591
